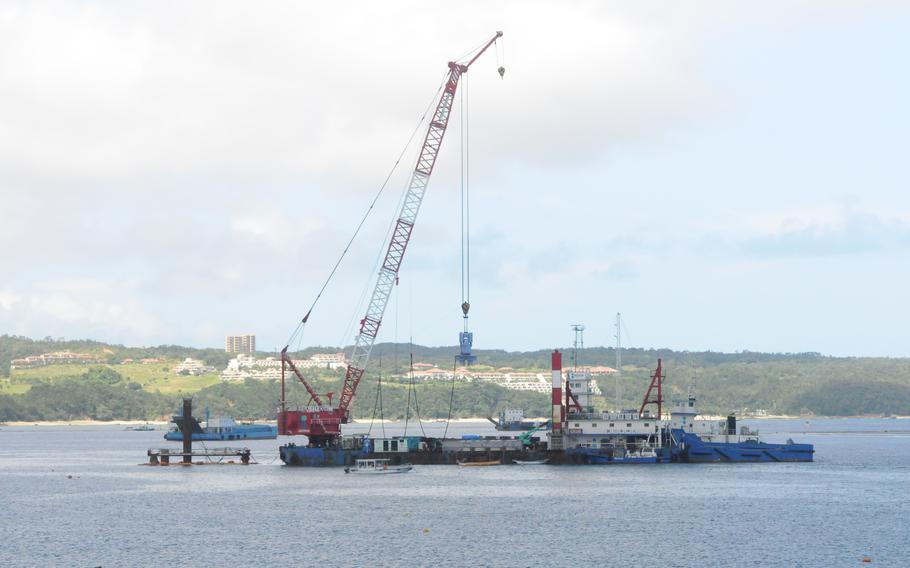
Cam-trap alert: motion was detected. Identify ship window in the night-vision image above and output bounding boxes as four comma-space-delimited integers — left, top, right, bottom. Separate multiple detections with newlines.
383, 440, 389, 452
592, 423, 597, 427
609, 423, 614, 427
644, 423, 649, 427
574, 423, 580, 427
626, 423, 632, 427
391, 440, 399, 451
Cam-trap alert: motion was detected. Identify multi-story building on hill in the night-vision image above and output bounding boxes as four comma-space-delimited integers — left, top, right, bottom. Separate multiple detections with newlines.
295, 352, 347, 370
220, 352, 348, 381
404, 363, 608, 395
225, 334, 256, 354
11, 351, 103, 370
173, 358, 216, 376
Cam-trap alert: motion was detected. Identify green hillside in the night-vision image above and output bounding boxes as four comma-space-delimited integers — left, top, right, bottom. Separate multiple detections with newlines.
1, 335, 909, 421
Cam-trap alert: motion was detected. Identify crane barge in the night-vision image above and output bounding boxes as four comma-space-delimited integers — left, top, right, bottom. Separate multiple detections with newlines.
276, 33, 815, 467
277, 32, 504, 449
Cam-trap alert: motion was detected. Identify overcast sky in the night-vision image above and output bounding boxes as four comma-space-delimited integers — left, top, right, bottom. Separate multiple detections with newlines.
1, 1, 909, 356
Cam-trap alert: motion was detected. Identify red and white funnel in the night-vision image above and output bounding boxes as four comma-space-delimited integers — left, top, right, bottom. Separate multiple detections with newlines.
551, 350, 563, 433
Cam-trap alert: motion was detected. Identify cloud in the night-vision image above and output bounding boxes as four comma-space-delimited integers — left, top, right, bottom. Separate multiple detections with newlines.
0, 289, 23, 310
739, 207, 910, 258
1, 1, 908, 354
0, 1, 725, 194
0, 281, 166, 344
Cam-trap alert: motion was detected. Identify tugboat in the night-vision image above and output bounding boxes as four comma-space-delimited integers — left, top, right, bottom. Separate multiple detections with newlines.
344, 459, 413, 474
668, 395, 814, 463
488, 408, 543, 431
164, 408, 277, 441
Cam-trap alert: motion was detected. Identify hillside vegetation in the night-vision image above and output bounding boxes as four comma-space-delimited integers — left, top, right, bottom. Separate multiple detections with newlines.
1, 335, 909, 421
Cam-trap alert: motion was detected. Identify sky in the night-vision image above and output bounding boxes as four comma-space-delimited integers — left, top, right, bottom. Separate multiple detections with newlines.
1, 1, 909, 357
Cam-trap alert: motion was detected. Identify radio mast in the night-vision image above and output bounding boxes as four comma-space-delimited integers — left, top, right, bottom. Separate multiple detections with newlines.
615, 312, 622, 411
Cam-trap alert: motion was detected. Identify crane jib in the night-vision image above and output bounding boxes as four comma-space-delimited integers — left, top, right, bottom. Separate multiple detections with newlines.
278, 32, 502, 440
337, 33, 501, 415
337, 69, 462, 413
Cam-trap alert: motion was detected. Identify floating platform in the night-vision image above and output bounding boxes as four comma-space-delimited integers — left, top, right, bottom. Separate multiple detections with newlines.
145, 447, 252, 466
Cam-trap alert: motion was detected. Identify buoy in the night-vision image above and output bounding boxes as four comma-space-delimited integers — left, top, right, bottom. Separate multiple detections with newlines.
423, 528, 429, 534
862, 557, 872, 563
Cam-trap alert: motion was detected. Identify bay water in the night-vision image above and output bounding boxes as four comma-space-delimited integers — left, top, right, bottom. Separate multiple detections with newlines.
1, 419, 908, 567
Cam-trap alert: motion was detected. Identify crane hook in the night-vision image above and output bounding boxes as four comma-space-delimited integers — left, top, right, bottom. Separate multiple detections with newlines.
498, 66, 505, 79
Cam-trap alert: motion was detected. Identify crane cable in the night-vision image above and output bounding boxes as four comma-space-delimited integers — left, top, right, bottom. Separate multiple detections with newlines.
402, 350, 427, 438
460, 72, 471, 329
367, 355, 386, 438
442, 357, 457, 440
285, 74, 449, 349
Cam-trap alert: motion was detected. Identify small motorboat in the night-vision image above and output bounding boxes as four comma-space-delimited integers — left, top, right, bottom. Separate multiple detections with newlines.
513, 459, 549, 465
587, 445, 659, 464
456, 458, 502, 466
344, 459, 413, 474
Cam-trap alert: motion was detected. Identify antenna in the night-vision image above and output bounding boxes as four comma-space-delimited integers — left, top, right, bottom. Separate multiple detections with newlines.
615, 312, 622, 411
570, 324, 585, 371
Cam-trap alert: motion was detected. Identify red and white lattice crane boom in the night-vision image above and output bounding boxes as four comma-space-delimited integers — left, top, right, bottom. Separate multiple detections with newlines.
278, 32, 503, 446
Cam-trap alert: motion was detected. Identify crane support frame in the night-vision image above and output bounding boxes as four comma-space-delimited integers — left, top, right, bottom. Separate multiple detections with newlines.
639, 359, 665, 418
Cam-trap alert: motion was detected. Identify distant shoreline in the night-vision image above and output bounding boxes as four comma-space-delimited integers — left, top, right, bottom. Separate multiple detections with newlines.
3, 415, 908, 427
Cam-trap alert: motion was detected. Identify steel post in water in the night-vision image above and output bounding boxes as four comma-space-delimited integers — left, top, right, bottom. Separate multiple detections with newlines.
181, 398, 192, 464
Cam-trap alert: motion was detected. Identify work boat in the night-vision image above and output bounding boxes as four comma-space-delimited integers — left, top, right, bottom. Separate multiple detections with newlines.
611, 445, 659, 464
457, 458, 502, 466
344, 459, 413, 474
513, 459, 549, 465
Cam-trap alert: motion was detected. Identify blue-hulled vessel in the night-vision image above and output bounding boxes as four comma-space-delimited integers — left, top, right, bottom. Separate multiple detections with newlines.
279, 354, 813, 466
583, 446, 660, 464
487, 408, 545, 431
670, 428, 814, 462
165, 409, 277, 441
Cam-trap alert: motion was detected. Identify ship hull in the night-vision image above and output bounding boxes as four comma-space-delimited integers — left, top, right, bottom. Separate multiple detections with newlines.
165, 426, 277, 442
672, 430, 814, 463
585, 453, 659, 464
279, 443, 539, 466
495, 421, 542, 431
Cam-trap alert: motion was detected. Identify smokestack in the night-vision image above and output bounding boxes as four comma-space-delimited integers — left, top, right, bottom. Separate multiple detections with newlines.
551, 350, 563, 433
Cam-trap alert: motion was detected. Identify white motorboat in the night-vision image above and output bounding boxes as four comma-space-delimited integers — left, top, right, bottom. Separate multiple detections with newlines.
344, 459, 413, 474
513, 459, 549, 465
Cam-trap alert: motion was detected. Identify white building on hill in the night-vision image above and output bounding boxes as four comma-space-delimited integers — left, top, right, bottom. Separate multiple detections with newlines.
173, 358, 216, 376
220, 352, 348, 381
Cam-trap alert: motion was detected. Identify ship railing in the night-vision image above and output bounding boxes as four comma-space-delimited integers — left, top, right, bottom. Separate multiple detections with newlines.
153, 447, 251, 456
566, 411, 655, 422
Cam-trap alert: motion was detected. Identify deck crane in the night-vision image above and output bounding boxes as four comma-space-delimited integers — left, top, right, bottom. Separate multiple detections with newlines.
278, 32, 504, 446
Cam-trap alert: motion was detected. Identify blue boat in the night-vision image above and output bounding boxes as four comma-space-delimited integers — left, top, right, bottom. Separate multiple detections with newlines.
164, 410, 277, 442
583, 446, 661, 464
670, 429, 814, 463
487, 408, 545, 431
280, 443, 366, 466
666, 393, 814, 463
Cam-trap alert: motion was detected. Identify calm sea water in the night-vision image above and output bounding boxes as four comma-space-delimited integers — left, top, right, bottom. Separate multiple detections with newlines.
1, 419, 909, 567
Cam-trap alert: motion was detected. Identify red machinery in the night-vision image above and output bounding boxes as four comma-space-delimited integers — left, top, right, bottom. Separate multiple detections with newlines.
278, 32, 504, 446
639, 358, 665, 418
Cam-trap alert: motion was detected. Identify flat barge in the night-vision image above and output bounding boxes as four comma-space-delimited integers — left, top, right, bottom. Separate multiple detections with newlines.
280, 351, 814, 467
